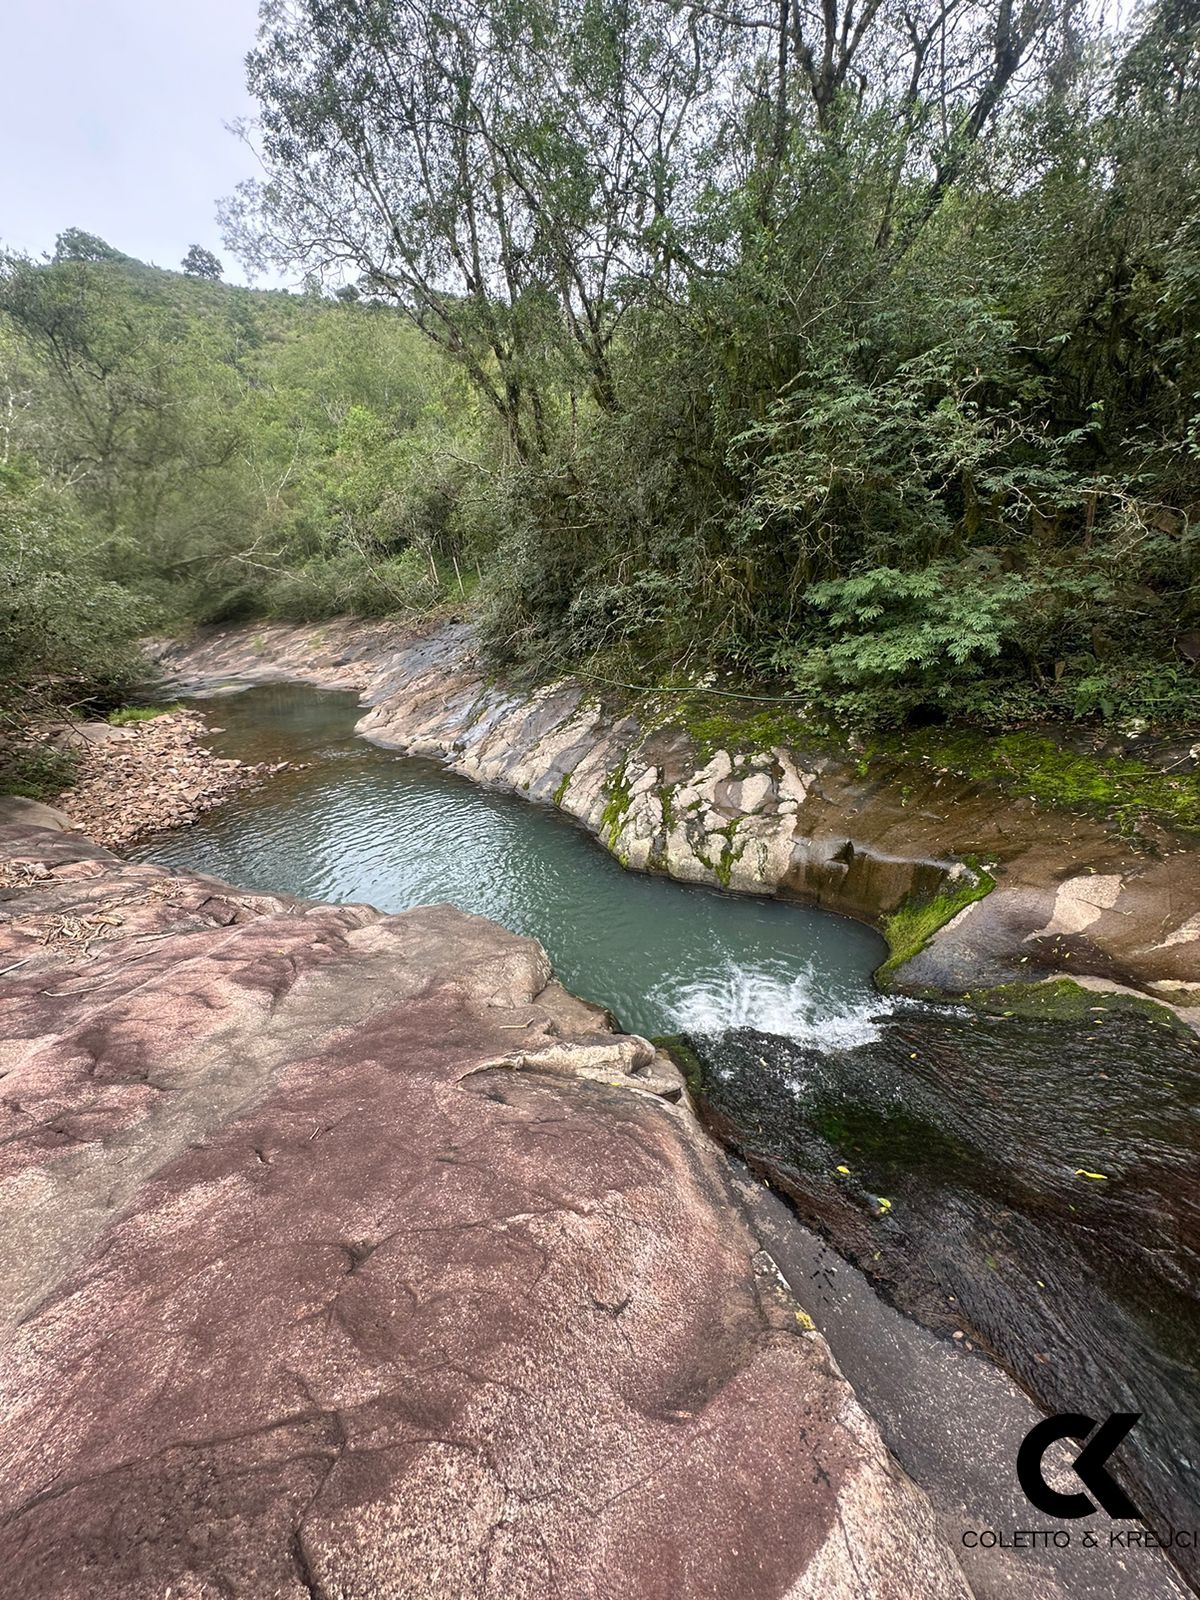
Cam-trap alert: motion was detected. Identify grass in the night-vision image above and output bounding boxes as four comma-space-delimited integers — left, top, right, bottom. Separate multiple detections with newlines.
889, 728, 1200, 835
107, 703, 182, 726
876, 865, 996, 984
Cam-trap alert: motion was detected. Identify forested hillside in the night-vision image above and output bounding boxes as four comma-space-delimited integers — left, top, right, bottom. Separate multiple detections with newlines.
0, 231, 469, 737
3, 0, 1198, 746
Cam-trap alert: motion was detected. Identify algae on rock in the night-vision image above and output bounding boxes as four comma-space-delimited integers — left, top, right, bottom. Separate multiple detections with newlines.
876, 866, 996, 986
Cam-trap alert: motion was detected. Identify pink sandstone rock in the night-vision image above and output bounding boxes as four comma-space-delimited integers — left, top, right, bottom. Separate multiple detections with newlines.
0, 823, 970, 1600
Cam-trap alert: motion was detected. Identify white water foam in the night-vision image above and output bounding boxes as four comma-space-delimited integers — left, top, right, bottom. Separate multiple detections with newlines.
655, 959, 890, 1048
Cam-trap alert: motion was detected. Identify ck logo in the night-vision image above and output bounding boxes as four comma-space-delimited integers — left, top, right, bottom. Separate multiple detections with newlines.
1017, 1413, 1143, 1519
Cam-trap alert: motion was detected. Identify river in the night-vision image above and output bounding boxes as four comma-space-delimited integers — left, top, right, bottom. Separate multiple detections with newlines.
131, 681, 1200, 1590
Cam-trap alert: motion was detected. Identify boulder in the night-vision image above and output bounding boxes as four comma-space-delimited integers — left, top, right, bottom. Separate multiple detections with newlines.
0, 794, 70, 830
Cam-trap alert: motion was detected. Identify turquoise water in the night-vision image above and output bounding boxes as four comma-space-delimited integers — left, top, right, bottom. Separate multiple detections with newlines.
131, 682, 888, 1042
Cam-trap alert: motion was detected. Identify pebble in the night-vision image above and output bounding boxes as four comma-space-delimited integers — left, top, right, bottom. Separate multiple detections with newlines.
56, 712, 286, 850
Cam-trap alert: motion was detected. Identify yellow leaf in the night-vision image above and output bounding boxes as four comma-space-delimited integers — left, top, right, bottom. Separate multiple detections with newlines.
1074, 1169, 1108, 1180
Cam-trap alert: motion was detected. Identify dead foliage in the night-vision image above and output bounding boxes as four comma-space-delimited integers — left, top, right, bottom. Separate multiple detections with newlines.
56, 711, 287, 849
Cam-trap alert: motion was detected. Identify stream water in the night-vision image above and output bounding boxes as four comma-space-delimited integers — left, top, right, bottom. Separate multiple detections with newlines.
132, 682, 1200, 1582
132, 684, 887, 1043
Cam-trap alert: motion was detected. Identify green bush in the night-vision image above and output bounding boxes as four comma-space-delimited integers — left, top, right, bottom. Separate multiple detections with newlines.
5, 0, 1200, 747
0, 475, 149, 720
258, 548, 440, 621
0, 741, 76, 801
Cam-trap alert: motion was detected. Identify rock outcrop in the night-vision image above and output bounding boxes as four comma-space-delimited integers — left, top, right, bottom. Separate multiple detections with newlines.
157, 620, 1200, 1007
0, 823, 971, 1599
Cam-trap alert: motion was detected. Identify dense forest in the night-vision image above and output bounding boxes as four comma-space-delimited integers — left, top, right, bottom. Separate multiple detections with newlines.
3, 0, 1198, 764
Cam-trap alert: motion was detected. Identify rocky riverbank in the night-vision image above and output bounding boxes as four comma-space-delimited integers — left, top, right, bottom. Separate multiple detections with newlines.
0, 817, 971, 1600
45, 708, 287, 849
156, 619, 1200, 1013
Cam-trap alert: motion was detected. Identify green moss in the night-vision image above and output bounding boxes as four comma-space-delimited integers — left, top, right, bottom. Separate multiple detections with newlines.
813, 1100, 976, 1175
659, 784, 676, 835
701, 815, 745, 888
958, 978, 1192, 1035
551, 771, 572, 808
107, 703, 182, 726
889, 728, 1200, 835
652, 692, 842, 764
876, 865, 996, 983
651, 1034, 704, 1095
599, 759, 632, 853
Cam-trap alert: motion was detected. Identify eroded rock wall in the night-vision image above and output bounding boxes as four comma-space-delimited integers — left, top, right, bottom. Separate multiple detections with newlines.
0, 823, 971, 1599
158, 621, 963, 912
156, 619, 1200, 1005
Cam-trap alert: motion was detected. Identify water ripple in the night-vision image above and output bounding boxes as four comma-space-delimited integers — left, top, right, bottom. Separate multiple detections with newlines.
133, 683, 887, 1041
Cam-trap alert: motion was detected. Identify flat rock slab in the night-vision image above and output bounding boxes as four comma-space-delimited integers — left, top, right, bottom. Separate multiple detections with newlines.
0, 825, 969, 1600
0, 795, 70, 831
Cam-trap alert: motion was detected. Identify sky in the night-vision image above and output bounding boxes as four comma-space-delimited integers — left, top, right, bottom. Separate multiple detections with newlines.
1, 0, 274, 284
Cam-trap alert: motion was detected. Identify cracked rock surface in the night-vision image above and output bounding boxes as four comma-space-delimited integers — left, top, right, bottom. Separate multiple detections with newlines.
0, 824, 969, 1599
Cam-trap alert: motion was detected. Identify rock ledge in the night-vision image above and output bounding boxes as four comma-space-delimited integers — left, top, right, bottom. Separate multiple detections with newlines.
156, 619, 1200, 1005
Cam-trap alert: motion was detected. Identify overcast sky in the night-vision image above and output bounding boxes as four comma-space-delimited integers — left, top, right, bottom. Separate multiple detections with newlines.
1, 0, 272, 284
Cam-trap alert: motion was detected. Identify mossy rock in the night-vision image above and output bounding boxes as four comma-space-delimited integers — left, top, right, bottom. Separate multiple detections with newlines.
875, 864, 996, 986
883, 727, 1200, 836
643, 691, 843, 764
957, 978, 1193, 1037
651, 1034, 705, 1095
599, 760, 632, 849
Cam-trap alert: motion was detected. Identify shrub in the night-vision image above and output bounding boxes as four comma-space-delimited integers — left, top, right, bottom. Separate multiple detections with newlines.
0, 475, 149, 721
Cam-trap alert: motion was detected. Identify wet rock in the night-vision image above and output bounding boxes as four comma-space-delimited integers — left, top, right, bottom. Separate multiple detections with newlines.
0, 824, 971, 1600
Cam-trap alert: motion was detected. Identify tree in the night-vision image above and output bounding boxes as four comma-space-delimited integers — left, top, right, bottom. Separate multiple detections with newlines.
53, 228, 127, 264
220, 0, 1198, 724
0, 254, 245, 552
223, 0, 732, 459
182, 244, 223, 280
